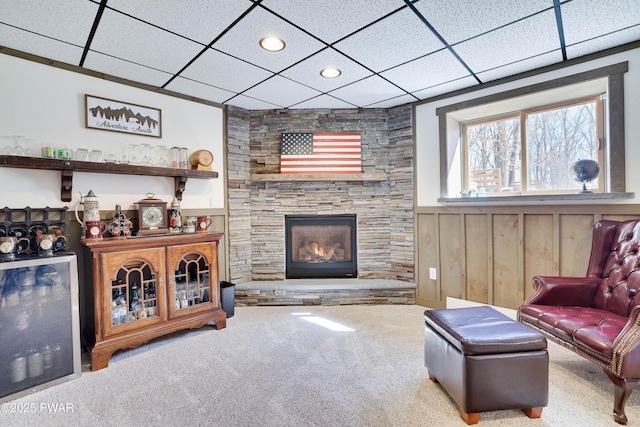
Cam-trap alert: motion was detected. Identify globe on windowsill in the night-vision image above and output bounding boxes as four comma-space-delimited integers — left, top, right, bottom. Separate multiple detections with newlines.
570, 159, 600, 193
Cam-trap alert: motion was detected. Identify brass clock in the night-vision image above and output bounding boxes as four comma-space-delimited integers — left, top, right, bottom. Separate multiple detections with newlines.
137, 194, 169, 236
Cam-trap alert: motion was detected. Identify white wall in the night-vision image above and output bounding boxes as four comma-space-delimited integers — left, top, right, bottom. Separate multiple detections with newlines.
415, 47, 640, 206
0, 53, 224, 212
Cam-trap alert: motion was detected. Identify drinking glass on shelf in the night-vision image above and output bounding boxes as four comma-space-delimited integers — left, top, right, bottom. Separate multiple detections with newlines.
128, 144, 140, 164
41, 142, 55, 159
0, 136, 13, 155
169, 147, 180, 168
76, 148, 89, 161
22, 138, 36, 157
104, 151, 117, 163
156, 145, 168, 167
57, 146, 72, 160
140, 143, 152, 165
89, 149, 104, 162
119, 148, 130, 164
179, 147, 188, 169
11, 136, 28, 156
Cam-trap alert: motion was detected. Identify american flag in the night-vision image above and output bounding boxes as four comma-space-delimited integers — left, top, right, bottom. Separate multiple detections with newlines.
280, 132, 362, 174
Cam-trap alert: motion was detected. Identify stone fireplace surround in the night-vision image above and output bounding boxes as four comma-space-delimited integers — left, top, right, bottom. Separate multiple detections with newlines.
225, 105, 416, 305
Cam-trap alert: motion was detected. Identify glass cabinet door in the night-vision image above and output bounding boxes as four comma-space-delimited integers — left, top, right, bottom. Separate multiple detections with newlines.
167, 242, 219, 318
100, 248, 165, 338
0, 254, 80, 401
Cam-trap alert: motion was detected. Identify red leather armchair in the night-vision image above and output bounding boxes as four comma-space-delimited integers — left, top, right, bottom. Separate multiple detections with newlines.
519, 219, 640, 425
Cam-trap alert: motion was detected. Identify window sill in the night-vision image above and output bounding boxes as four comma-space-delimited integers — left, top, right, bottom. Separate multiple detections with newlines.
438, 192, 634, 206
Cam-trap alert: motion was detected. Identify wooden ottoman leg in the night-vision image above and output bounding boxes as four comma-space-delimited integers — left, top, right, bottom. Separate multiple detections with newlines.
428, 369, 438, 383
523, 407, 543, 418
459, 408, 480, 425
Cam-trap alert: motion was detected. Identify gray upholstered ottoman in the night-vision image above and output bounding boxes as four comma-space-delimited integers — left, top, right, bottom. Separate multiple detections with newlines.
424, 306, 548, 425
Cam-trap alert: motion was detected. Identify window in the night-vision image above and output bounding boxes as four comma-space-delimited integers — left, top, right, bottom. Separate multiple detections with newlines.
435, 61, 628, 200
463, 96, 604, 195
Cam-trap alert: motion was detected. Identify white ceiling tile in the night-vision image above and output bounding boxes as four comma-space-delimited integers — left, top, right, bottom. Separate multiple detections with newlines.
280, 48, 373, 92
454, 9, 560, 74
333, 8, 445, 73
90, 9, 204, 74
261, 0, 407, 44
328, 76, 407, 107
226, 94, 282, 110
0, 0, 98, 46
165, 77, 235, 105
291, 94, 357, 110
106, 0, 253, 45
1, 1, 637, 110
561, 0, 640, 47
566, 28, 640, 59
365, 94, 417, 109
380, 49, 470, 93
212, 7, 325, 73
0, 25, 84, 66
83, 52, 174, 87
412, 76, 479, 101
242, 76, 322, 108
181, 48, 273, 93
415, 0, 551, 45
475, 51, 563, 83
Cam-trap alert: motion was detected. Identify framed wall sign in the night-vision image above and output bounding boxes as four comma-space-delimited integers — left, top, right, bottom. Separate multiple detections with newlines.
85, 94, 162, 138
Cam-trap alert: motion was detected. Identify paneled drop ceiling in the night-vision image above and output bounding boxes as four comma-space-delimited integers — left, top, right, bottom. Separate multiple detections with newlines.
1, 0, 639, 110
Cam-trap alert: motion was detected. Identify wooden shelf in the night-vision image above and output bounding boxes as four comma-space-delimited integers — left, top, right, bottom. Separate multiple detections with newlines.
0, 155, 218, 202
251, 172, 386, 182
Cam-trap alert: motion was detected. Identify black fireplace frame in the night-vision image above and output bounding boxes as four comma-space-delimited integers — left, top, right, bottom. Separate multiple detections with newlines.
285, 214, 357, 279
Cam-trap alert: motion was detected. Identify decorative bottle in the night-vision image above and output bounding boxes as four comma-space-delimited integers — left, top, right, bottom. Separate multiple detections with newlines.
169, 197, 182, 233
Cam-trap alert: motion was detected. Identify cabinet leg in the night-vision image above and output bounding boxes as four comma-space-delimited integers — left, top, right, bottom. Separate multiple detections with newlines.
90, 348, 114, 371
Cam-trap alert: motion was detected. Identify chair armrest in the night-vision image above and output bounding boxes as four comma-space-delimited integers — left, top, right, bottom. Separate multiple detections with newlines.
612, 305, 640, 378
522, 275, 601, 307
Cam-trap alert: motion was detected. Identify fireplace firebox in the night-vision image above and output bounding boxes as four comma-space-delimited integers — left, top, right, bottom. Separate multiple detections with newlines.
285, 214, 357, 279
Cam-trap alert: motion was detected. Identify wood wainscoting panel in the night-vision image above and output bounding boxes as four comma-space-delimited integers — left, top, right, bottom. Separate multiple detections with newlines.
416, 213, 438, 303
465, 214, 489, 304
415, 205, 640, 310
559, 214, 596, 277
438, 214, 464, 302
523, 214, 554, 300
492, 214, 521, 309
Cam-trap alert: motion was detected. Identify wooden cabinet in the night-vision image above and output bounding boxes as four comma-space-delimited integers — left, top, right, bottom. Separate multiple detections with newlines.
84, 232, 226, 371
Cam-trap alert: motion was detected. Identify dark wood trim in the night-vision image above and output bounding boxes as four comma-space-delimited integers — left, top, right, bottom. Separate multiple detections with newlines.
438, 113, 448, 197
0, 45, 224, 109
418, 40, 640, 108
0, 155, 218, 202
609, 71, 626, 192
435, 62, 629, 198
435, 62, 628, 115
251, 172, 386, 182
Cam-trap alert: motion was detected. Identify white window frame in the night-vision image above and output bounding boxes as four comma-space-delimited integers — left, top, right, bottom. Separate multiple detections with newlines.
436, 62, 628, 200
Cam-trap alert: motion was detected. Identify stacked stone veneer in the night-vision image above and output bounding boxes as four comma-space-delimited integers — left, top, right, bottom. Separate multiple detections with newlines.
226, 105, 414, 285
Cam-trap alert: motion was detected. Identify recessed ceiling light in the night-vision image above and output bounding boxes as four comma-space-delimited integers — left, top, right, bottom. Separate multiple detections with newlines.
320, 67, 341, 78
259, 36, 285, 52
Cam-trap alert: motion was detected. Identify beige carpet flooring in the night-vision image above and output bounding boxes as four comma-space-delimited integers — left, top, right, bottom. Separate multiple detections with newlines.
3, 304, 639, 426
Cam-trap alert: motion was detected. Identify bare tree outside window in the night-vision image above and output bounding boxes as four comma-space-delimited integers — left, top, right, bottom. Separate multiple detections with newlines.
464, 96, 602, 195
466, 116, 521, 193
525, 99, 599, 192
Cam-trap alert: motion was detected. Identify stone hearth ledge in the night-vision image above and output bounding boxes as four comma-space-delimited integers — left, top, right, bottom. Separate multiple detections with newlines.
234, 279, 416, 306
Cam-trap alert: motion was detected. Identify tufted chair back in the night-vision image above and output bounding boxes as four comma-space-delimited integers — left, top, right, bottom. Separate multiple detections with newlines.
588, 220, 640, 317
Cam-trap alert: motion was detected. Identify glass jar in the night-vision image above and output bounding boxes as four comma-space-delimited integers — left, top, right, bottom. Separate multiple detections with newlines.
58, 146, 72, 160
179, 147, 188, 169
170, 147, 180, 168
41, 143, 55, 158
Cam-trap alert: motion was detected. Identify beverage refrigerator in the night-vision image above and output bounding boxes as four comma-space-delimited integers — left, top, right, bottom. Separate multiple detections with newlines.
0, 253, 81, 401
